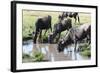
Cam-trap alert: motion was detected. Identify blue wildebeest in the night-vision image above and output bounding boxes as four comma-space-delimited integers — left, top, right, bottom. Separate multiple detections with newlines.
33, 15, 52, 43
48, 18, 72, 43
58, 12, 80, 24
57, 23, 91, 53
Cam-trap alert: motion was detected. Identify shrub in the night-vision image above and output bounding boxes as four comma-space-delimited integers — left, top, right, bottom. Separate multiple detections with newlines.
33, 51, 44, 62
81, 50, 91, 57
79, 43, 91, 57
79, 43, 90, 51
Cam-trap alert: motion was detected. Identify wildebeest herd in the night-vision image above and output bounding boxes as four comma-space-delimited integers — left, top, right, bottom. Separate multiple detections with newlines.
32, 12, 91, 53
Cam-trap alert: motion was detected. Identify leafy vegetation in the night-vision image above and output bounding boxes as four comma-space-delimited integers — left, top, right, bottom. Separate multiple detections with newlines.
79, 43, 91, 57
81, 50, 91, 57
22, 51, 45, 62
33, 51, 44, 62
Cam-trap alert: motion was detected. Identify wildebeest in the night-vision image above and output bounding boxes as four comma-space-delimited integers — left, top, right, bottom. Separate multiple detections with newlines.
48, 18, 72, 43
33, 15, 52, 43
59, 12, 80, 24
57, 23, 91, 52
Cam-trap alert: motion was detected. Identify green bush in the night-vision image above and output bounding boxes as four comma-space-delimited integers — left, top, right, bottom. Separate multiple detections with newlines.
81, 50, 91, 57
33, 51, 44, 62
79, 43, 91, 57
79, 43, 90, 51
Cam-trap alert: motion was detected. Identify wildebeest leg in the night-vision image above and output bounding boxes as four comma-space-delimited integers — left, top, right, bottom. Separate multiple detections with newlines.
74, 16, 77, 24
34, 31, 38, 43
78, 15, 80, 24
74, 40, 77, 52
74, 40, 77, 60
39, 30, 42, 43
58, 33, 61, 39
87, 35, 91, 44
50, 27, 52, 32
39, 30, 42, 38
52, 31, 58, 43
56, 33, 61, 42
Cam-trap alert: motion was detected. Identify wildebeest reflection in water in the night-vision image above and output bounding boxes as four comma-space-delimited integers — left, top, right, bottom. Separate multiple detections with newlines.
22, 40, 90, 63
32, 44, 72, 61
22, 42, 90, 63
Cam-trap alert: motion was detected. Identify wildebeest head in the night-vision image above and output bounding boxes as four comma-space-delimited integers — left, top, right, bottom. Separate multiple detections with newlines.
57, 39, 65, 52
58, 12, 68, 21
57, 31, 73, 52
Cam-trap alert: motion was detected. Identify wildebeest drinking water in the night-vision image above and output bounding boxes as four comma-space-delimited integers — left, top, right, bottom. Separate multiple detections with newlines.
59, 12, 80, 24
57, 23, 91, 53
48, 18, 72, 43
33, 15, 52, 43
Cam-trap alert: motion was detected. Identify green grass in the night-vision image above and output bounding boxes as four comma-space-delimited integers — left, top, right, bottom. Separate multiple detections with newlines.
22, 51, 45, 62
32, 51, 44, 62
22, 10, 91, 41
81, 50, 91, 57
79, 43, 91, 57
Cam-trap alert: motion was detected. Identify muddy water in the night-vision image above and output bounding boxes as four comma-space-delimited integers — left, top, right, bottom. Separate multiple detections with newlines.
23, 40, 90, 62
33, 44, 72, 61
